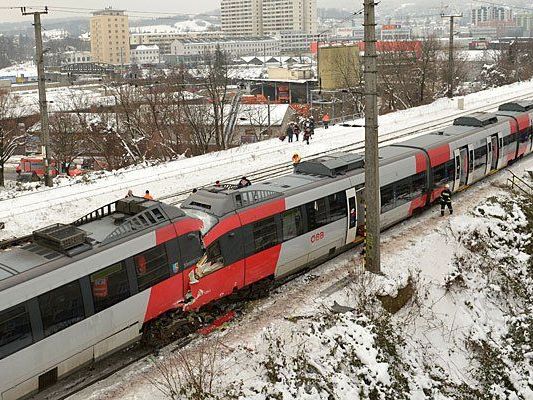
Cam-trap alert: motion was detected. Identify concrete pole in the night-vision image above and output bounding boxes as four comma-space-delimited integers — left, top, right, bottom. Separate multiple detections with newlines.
363, 0, 380, 273
22, 7, 53, 187
442, 14, 462, 98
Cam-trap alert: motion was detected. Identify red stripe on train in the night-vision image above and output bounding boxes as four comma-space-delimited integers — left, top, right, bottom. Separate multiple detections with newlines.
415, 152, 427, 174
144, 272, 184, 322
244, 244, 281, 286
427, 144, 451, 167
408, 194, 428, 216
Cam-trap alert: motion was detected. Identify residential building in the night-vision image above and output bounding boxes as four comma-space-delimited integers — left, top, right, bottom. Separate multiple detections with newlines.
220, 0, 317, 37
221, 0, 263, 36
471, 6, 512, 25
130, 31, 224, 54
130, 45, 160, 65
262, 0, 317, 35
268, 66, 313, 80
90, 8, 130, 65
170, 36, 280, 61
515, 13, 533, 36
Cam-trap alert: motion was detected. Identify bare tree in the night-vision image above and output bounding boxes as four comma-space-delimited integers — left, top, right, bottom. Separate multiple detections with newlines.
0, 90, 26, 186
48, 112, 84, 175
146, 340, 222, 400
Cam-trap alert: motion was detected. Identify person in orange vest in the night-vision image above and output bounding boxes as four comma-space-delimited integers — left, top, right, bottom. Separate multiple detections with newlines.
292, 153, 301, 171
322, 113, 331, 129
144, 190, 154, 200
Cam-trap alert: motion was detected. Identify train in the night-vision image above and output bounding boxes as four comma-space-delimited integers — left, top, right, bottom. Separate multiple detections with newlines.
1, 101, 533, 399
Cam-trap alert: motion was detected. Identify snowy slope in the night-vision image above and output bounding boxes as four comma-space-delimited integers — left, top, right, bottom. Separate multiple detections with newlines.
2, 80, 533, 243
67, 139, 533, 400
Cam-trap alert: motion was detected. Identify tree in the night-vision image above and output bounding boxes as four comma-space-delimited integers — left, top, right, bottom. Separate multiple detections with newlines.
0, 90, 26, 186
48, 112, 84, 174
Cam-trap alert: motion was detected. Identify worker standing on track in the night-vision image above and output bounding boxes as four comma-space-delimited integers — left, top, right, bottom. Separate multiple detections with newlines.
440, 184, 453, 216
125, 189, 134, 198
144, 190, 154, 200
322, 113, 330, 129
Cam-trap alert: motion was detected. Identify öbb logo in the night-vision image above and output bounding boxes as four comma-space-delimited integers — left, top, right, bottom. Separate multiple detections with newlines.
310, 231, 325, 243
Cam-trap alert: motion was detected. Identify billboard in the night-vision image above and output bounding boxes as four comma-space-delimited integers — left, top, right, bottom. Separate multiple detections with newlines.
318, 45, 360, 90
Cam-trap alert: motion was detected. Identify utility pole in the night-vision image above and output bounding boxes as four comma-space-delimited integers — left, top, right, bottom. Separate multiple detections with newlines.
363, 0, 380, 273
22, 6, 53, 187
441, 13, 462, 98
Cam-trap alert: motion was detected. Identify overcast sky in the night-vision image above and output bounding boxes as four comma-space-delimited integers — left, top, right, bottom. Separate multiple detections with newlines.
1, 0, 358, 23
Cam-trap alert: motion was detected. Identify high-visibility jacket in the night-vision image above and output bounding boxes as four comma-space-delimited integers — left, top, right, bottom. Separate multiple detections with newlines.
93, 278, 108, 298
292, 154, 301, 164
322, 114, 330, 122
144, 193, 154, 200
440, 189, 452, 204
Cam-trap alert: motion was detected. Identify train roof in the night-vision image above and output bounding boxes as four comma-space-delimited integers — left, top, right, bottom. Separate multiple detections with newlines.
182, 152, 365, 218
0, 197, 185, 288
498, 100, 533, 112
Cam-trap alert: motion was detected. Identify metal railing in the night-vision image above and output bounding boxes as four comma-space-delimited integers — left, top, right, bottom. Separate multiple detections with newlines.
507, 170, 533, 196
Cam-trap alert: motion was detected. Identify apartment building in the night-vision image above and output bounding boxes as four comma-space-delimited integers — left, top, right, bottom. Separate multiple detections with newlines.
471, 6, 512, 25
221, 0, 317, 37
130, 45, 160, 65
221, 0, 264, 36
90, 8, 130, 65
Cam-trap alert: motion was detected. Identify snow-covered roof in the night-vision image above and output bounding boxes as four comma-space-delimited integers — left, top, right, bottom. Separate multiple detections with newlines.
0, 62, 38, 78
235, 104, 291, 126
132, 45, 160, 51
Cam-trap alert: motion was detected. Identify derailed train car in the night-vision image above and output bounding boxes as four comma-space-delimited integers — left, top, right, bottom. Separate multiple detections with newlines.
1, 101, 532, 399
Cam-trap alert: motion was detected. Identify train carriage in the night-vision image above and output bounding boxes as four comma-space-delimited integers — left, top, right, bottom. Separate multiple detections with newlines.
496, 101, 533, 159
0, 197, 203, 400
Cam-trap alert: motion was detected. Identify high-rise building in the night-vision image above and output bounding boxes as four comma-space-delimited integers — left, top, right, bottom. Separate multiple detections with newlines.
471, 6, 512, 25
90, 8, 130, 65
221, 0, 264, 36
221, 0, 317, 37
262, 0, 317, 35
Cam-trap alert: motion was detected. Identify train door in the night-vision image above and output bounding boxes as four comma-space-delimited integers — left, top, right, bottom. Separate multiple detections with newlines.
490, 135, 499, 171
453, 147, 469, 191
345, 187, 357, 245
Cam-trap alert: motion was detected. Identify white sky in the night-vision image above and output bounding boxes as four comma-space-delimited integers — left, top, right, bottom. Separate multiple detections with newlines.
1, 0, 357, 23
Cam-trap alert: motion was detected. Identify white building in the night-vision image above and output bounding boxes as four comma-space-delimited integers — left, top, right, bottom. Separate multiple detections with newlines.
471, 6, 512, 25
221, 0, 317, 37
171, 37, 280, 60
221, 0, 264, 36
63, 51, 92, 64
277, 31, 324, 54
130, 45, 160, 65
130, 31, 224, 54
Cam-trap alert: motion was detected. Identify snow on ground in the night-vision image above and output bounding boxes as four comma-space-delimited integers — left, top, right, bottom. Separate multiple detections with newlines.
0, 62, 37, 79
3, 80, 533, 241
69, 137, 533, 400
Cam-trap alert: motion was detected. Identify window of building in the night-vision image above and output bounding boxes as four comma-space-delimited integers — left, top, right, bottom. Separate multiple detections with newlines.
38, 281, 85, 337
134, 245, 170, 291
328, 192, 347, 222
0, 304, 33, 359
282, 208, 304, 241
90, 262, 130, 313
253, 216, 279, 253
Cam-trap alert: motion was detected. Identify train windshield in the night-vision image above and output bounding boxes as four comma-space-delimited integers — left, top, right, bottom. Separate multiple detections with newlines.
182, 209, 218, 235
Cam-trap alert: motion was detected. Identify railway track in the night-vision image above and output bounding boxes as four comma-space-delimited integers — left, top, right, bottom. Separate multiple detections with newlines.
2, 90, 533, 225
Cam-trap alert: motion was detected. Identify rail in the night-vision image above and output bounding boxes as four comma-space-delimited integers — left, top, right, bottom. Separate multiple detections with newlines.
507, 170, 533, 196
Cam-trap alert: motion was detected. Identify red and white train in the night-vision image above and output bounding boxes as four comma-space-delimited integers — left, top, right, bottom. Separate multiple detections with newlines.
1, 101, 532, 399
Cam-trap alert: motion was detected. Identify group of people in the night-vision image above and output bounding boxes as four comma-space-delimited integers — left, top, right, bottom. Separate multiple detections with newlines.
125, 189, 153, 200
283, 114, 332, 145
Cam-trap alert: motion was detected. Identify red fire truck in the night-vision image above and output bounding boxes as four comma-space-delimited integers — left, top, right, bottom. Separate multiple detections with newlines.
16, 157, 84, 182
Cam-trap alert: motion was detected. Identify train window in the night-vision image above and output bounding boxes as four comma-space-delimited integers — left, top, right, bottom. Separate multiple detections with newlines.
0, 304, 33, 359
395, 177, 412, 207
433, 161, 454, 186
282, 208, 304, 241
206, 241, 223, 265
328, 192, 347, 222
179, 232, 203, 269
253, 216, 279, 253
380, 184, 395, 213
90, 262, 130, 313
503, 134, 516, 146
134, 245, 170, 291
305, 198, 329, 231
38, 281, 85, 337
412, 171, 427, 198
473, 146, 488, 170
